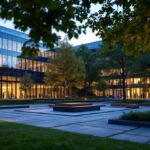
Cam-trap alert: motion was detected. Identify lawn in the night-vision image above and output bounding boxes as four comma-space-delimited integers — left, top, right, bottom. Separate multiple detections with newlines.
0, 121, 149, 150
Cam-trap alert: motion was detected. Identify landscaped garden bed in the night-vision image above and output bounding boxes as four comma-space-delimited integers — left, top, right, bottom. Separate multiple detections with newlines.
141, 103, 150, 106
111, 103, 140, 109
0, 97, 105, 106
108, 111, 150, 127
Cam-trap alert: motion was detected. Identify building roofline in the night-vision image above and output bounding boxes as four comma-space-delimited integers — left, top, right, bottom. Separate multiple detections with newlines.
73, 40, 102, 47
0, 25, 29, 39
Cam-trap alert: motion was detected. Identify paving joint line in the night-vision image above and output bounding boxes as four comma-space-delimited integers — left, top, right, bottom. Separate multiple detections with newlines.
105, 127, 139, 138
145, 140, 150, 144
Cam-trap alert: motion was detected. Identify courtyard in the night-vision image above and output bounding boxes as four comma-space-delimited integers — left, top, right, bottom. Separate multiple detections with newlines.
0, 102, 150, 144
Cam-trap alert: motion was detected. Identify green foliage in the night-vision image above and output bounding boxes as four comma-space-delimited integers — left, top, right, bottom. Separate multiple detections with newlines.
1, 1, 149, 56
44, 41, 85, 97
0, 121, 150, 150
0, 98, 106, 106
20, 72, 34, 97
121, 111, 150, 122
88, 0, 150, 54
94, 79, 107, 93
0, 1, 92, 56
76, 45, 100, 95
131, 52, 150, 75
98, 41, 135, 100
99, 41, 134, 73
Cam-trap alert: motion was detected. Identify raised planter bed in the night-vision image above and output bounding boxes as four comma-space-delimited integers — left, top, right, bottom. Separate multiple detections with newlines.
108, 119, 150, 128
52, 102, 100, 112
111, 103, 139, 109
141, 103, 150, 106
0, 105, 30, 109
55, 102, 92, 107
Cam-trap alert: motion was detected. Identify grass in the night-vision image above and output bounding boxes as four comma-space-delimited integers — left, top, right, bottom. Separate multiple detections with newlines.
121, 111, 150, 122
0, 121, 149, 150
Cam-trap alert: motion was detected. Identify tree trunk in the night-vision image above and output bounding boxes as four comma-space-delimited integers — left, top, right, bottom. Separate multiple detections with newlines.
84, 81, 87, 97
24, 91, 27, 99
64, 83, 67, 99
103, 90, 105, 97
122, 68, 126, 101
69, 87, 72, 97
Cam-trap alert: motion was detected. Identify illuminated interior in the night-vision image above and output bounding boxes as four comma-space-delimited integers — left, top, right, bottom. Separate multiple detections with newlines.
0, 26, 149, 100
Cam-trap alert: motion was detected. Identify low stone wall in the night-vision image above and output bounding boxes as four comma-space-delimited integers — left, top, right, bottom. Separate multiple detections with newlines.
108, 119, 150, 128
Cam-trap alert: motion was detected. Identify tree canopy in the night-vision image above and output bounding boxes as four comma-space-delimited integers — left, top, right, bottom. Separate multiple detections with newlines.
131, 52, 150, 75
1, 1, 149, 55
44, 41, 85, 97
0, 0, 91, 56
20, 72, 34, 98
98, 41, 134, 100
76, 45, 100, 84
88, 0, 150, 54
76, 45, 100, 96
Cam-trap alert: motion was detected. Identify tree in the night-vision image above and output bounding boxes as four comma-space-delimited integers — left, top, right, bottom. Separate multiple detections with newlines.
94, 79, 108, 97
76, 45, 100, 96
132, 52, 150, 75
1, 1, 149, 55
98, 41, 134, 101
131, 52, 150, 98
0, 1, 92, 56
20, 72, 34, 98
44, 41, 85, 98
88, 0, 150, 54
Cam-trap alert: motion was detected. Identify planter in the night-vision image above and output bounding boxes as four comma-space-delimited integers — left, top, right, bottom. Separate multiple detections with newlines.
108, 119, 150, 128
53, 105, 100, 112
52, 102, 101, 112
141, 103, 150, 106
54, 102, 92, 107
0, 105, 30, 109
111, 103, 139, 109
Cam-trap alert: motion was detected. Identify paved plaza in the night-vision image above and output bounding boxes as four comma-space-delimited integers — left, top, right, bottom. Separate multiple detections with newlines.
0, 102, 150, 144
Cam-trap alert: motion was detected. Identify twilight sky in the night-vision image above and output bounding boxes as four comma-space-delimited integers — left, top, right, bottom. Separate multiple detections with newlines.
0, 4, 101, 46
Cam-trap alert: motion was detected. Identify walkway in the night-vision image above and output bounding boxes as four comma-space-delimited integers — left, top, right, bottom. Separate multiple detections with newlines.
0, 103, 150, 144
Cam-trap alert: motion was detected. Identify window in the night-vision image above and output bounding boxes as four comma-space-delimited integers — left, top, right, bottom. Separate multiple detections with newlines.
2, 38, 7, 49
17, 42, 22, 52
2, 55, 7, 66
0, 37, 2, 48
8, 40, 12, 51
12, 57, 17, 68
8, 56, 12, 67
12, 41, 17, 51
0, 55, 2, 66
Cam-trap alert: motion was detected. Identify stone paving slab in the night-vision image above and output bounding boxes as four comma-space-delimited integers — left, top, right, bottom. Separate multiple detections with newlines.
54, 124, 123, 137
111, 133, 150, 144
125, 127, 150, 137
78, 120, 138, 131
15, 107, 128, 117
0, 104, 150, 144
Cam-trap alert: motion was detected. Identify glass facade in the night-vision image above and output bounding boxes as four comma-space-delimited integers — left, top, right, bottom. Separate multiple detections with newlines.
0, 26, 149, 100
0, 26, 58, 99
95, 77, 150, 99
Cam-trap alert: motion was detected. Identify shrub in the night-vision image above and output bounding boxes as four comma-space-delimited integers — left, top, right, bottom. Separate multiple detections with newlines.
121, 111, 150, 122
